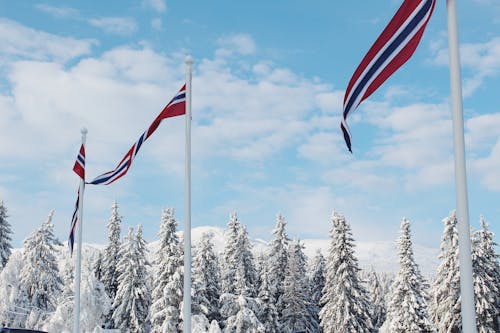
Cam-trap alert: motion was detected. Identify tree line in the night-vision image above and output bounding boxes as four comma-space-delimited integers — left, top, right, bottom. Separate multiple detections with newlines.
0, 200, 498, 332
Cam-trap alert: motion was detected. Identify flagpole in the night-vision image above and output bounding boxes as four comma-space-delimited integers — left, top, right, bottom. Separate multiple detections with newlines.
73, 127, 87, 333
445, 1, 477, 332
183, 55, 193, 333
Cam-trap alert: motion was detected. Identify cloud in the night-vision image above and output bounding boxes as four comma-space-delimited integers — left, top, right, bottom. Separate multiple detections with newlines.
88, 17, 137, 36
432, 37, 500, 96
35, 3, 80, 18
216, 34, 257, 57
142, 0, 167, 13
0, 18, 96, 63
151, 18, 162, 31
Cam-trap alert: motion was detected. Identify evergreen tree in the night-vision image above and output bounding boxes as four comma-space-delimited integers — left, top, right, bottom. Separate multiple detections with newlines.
101, 201, 122, 303
257, 259, 279, 333
280, 239, 318, 333
192, 232, 221, 323
238, 225, 258, 296
267, 213, 290, 324
221, 212, 241, 294
319, 211, 373, 333
0, 250, 23, 327
367, 270, 386, 331
386, 218, 433, 332
472, 216, 500, 333
112, 226, 151, 333
0, 200, 13, 270
150, 208, 184, 333
430, 211, 462, 333
309, 250, 325, 333
93, 250, 104, 282
15, 211, 62, 329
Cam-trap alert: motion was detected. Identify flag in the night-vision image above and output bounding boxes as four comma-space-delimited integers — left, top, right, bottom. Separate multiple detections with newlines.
68, 187, 80, 255
89, 84, 186, 185
341, 0, 436, 152
73, 144, 85, 179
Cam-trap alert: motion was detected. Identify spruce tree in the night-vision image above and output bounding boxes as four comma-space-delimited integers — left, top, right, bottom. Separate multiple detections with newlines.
192, 232, 221, 323
0, 200, 13, 270
367, 270, 386, 331
150, 208, 184, 333
238, 225, 257, 296
112, 226, 151, 333
267, 213, 290, 324
101, 201, 122, 301
319, 211, 373, 333
221, 212, 241, 294
15, 211, 62, 329
280, 239, 319, 333
472, 216, 500, 332
256, 260, 279, 333
430, 211, 462, 333
386, 218, 433, 332
309, 250, 325, 333
0, 250, 23, 326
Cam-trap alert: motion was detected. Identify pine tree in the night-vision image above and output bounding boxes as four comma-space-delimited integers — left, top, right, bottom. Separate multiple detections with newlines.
0, 250, 23, 327
0, 200, 13, 270
280, 239, 318, 333
112, 226, 151, 333
430, 211, 462, 333
267, 213, 290, 324
386, 218, 433, 332
319, 211, 373, 333
238, 225, 258, 296
150, 208, 184, 333
309, 250, 325, 333
192, 232, 221, 323
367, 270, 386, 331
256, 260, 279, 333
15, 211, 62, 329
472, 216, 500, 333
221, 212, 241, 295
101, 201, 122, 304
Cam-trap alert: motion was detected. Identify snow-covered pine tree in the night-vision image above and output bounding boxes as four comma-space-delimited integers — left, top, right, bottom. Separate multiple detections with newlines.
256, 257, 279, 333
319, 211, 373, 333
93, 250, 104, 282
222, 262, 264, 333
150, 208, 184, 333
280, 239, 319, 333
15, 211, 62, 329
472, 216, 500, 333
309, 249, 325, 333
430, 211, 462, 333
267, 213, 290, 324
101, 201, 122, 303
386, 218, 433, 332
0, 200, 13, 270
192, 232, 221, 324
0, 250, 22, 327
237, 225, 257, 296
112, 225, 151, 333
367, 270, 386, 331
221, 212, 241, 294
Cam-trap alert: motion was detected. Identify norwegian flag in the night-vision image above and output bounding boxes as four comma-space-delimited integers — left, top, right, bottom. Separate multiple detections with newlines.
73, 144, 85, 179
89, 84, 186, 185
68, 187, 80, 255
341, 0, 436, 152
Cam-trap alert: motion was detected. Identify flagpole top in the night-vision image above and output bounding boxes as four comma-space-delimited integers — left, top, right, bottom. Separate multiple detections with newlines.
81, 127, 88, 135
184, 55, 194, 66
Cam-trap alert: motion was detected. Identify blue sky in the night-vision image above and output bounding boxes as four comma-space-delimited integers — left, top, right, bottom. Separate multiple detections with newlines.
0, 0, 499, 250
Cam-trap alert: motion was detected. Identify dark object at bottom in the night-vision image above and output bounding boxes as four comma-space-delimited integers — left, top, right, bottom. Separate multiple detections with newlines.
0, 328, 48, 333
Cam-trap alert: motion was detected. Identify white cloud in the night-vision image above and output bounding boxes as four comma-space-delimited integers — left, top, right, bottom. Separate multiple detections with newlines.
0, 18, 96, 63
216, 34, 257, 56
88, 17, 137, 36
35, 3, 80, 18
142, 0, 167, 13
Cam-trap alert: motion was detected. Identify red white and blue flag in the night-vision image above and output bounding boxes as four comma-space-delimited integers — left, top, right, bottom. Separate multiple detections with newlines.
69, 144, 85, 255
88, 84, 186, 185
341, 0, 436, 152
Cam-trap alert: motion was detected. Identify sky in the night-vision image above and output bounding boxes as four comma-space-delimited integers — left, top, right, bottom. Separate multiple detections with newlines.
0, 0, 499, 251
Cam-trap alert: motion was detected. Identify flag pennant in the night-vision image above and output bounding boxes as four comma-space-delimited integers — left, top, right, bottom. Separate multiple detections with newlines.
73, 144, 85, 180
89, 84, 186, 185
341, 0, 436, 152
68, 187, 80, 255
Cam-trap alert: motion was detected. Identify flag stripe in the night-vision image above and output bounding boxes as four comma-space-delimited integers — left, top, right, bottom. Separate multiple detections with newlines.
73, 144, 86, 179
340, 0, 435, 152
88, 84, 186, 186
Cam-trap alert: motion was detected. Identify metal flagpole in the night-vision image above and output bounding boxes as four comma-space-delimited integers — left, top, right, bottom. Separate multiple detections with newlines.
183, 55, 193, 333
445, 1, 477, 332
73, 127, 87, 333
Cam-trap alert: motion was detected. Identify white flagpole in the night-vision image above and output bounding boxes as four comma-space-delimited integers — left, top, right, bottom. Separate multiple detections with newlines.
73, 127, 87, 333
445, 1, 477, 332
183, 55, 193, 333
